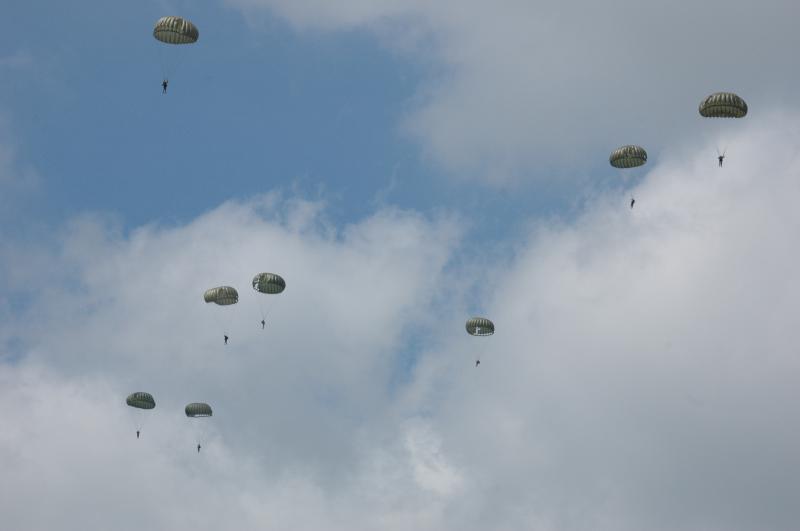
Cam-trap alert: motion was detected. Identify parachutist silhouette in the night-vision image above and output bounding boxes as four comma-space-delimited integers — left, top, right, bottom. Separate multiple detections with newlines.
261, 319, 265, 329
162, 79, 168, 94
197, 444, 201, 453
224, 335, 229, 345
475, 359, 480, 367
630, 197, 635, 209
718, 154, 725, 167
136, 430, 140, 439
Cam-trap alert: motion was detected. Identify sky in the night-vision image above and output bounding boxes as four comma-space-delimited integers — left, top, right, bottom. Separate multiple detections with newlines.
2, 1, 800, 530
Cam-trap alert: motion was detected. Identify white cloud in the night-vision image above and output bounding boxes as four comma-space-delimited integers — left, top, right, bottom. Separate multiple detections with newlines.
3, 114, 800, 529
0, 194, 464, 490
407, 113, 800, 529
404, 419, 464, 496
225, 0, 800, 184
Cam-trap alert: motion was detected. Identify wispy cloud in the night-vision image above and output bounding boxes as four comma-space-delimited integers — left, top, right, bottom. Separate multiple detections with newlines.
226, 0, 800, 185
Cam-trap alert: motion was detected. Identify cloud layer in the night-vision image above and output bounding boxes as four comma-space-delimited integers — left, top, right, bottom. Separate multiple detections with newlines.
3, 114, 800, 530
226, 0, 800, 183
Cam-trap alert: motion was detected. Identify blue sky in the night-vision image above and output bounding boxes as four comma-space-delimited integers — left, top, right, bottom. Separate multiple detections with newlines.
3, 1, 800, 530
3, 1, 420, 225
1, 0, 578, 238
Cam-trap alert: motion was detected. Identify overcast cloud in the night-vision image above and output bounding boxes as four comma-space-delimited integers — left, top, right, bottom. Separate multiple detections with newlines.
226, 0, 800, 183
2, 112, 800, 530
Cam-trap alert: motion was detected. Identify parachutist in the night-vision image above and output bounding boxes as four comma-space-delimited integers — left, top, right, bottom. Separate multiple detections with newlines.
252, 274, 286, 326
186, 404, 212, 453
699, 93, 746, 169
204, 287, 238, 341
127, 393, 155, 438
154, 17, 198, 87
630, 197, 635, 209
466, 317, 494, 366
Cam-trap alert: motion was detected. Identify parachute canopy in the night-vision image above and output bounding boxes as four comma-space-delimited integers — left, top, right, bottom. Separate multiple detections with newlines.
466, 317, 495, 337
252, 273, 286, 294
126, 392, 155, 410
699, 92, 747, 118
204, 286, 239, 305
153, 16, 199, 45
609, 145, 647, 169
185, 403, 213, 417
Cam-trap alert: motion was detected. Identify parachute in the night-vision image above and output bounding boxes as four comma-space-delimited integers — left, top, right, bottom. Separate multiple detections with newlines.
153, 17, 199, 45
126, 392, 156, 409
699, 92, 748, 118
466, 317, 495, 337
699, 92, 747, 165
185, 402, 213, 417
152, 17, 199, 87
126, 392, 155, 438
252, 273, 285, 326
252, 273, 286, 294
466, 317, 494, 366
204, 287, 238, 342
609, 145, 647, 169
610, 145, 647, 207
186, 402, 212, 453
204, 286, 239, 306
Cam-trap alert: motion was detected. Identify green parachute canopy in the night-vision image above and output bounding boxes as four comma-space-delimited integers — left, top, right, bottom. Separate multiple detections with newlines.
185, 403, 213, 418
609, 145, 647, 169
466, 317, 495, 337
204, 286, 239, 306
699, 92, 747, 118
153, 16, 199, 45
126, 392, 155, 410
252, 273, 286, 294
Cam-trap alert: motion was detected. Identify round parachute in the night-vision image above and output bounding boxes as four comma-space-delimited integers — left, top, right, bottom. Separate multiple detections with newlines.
466, 317, 495, 337
609, 145, 647, 169
153, 17, 199, 45
699, 92, 747, 118
252, 273, 286, 294
185, 403, 213, 417
204, 286, 239, 306
126, 392, 155, 410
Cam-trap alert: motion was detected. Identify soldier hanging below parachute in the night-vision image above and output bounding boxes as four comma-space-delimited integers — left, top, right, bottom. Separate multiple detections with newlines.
699, 92, 747, 167
185, 402, 213, 453
204, 286, 238, 345
252, 273, 286, 329
152, 16, 199, 93
126, 392, 155, 439
466, 317, 495, 367
610, 145, 647, 210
